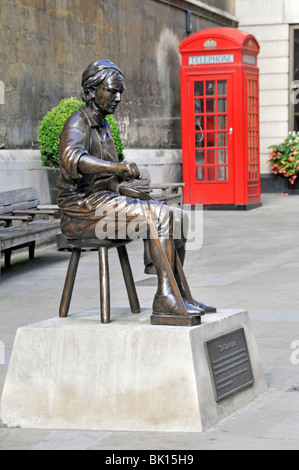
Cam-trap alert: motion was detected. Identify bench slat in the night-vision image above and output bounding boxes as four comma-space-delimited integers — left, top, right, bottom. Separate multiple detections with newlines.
14, 209, 57, 214
0, 188, 39, 206
0, 215, 32, 221
0, 199, 40, 215
0, 220, 61, 245
0, 188, 62, 275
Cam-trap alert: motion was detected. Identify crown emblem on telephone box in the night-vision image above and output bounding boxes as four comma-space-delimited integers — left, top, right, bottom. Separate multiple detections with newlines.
204, 39, 217, 49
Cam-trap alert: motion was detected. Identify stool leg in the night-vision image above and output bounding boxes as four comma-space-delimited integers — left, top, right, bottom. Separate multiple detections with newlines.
98, 247, 110, 323
117, 246, 140, 314
4, 249, 12, 268
29, 241, 35, 260
59, 247, 81, 318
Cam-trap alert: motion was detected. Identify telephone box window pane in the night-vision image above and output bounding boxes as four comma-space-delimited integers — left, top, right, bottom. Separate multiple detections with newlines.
195, 133, 204, 148
206, 81, 215, 96
218, 132, 227, 147
194, 81, 204, 96
196, 150, 205, 164
196, 167, 205, 182
218, 149, 228, 164
195, 99, 203, 114
218, 166, 228, 181
217, 80, 227, 95
207, 116, 215, 130
207, 149, 216, 164
218, 98, 227, 113
218, 115, 227, 130
206, 98, 215, 113
207, 167, 216, 181
195, 115, 204, 131
206, 133, 216, 147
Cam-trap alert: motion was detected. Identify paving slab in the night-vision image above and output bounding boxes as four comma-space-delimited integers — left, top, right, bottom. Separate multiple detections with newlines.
0, 193, 299, 450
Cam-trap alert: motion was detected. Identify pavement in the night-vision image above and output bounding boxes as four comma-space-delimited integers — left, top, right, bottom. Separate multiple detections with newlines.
0, 193, 299, 450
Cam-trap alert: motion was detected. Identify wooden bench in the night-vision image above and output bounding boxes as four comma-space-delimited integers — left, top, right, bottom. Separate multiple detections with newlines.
136, 182, 185, 207
128, 168, 185, 207
0, 187, 61, 275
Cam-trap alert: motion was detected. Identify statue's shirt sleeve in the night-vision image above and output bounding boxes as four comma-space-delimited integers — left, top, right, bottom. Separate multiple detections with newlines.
59, 111, 90, 180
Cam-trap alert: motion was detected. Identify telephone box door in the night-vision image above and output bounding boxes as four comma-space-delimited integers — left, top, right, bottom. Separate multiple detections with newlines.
185, 73, 234, 205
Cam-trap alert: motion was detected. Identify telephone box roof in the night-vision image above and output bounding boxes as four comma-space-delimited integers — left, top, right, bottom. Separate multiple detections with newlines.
179, 27, 260, 54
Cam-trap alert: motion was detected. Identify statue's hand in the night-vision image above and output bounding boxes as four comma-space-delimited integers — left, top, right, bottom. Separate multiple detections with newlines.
116, 161, 140, 182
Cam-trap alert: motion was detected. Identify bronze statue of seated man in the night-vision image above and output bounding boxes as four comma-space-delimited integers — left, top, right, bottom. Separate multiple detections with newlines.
58, 59, 216, 326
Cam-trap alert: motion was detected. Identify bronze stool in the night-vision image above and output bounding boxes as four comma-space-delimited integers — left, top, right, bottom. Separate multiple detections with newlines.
59, 238, 140, 323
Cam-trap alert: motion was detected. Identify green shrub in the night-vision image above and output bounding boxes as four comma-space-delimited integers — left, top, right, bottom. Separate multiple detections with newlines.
38, 97, 84, 167
106, 114, 125, 161
38, 97, 125, 167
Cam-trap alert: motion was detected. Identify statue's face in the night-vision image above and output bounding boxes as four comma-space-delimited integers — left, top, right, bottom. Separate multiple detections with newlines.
93, 72, 125, 115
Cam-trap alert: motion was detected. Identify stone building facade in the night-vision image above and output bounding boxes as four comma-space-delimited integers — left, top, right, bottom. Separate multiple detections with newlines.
236, 0, 299, 187
0, 0, 237, 201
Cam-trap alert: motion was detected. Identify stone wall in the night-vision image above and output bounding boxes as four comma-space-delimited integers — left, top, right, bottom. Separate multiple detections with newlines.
0, 150, 49, 202
0, 0, 236, 150
0, 0, 237, 202
235, 0, 299, 177
187, 0, 235, 16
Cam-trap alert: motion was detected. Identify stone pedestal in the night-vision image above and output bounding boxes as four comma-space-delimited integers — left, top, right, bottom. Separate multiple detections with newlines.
0, 309, 267, 432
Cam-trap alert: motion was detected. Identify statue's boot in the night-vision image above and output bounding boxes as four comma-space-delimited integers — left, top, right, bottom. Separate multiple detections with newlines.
175, 245, 217, 314
152, 293, 204, 316
149, 237, 204, 317
144, 240, 216, 313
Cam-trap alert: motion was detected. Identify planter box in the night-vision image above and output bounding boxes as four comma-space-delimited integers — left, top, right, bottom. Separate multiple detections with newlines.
261, 174, 299, 194
287, 177, 299, 195
46, 167, 60, 205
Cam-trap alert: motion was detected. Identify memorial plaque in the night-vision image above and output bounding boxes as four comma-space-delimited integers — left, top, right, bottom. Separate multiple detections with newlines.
205, 328, 254, 402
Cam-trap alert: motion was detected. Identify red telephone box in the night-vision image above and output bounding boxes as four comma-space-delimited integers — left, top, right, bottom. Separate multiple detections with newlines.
179, 27, 262, 209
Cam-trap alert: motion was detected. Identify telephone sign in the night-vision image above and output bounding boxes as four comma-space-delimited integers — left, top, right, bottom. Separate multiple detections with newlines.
189, 54, 234, 65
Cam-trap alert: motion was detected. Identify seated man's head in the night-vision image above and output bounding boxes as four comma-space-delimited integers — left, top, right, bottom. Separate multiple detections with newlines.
81, 59, 125, 116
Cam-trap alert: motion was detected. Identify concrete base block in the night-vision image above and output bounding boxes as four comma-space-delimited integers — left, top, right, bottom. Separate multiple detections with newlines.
1, 309, 267, 432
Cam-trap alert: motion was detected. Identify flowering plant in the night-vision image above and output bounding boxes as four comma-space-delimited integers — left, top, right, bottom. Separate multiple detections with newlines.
268, 132, 299, 184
